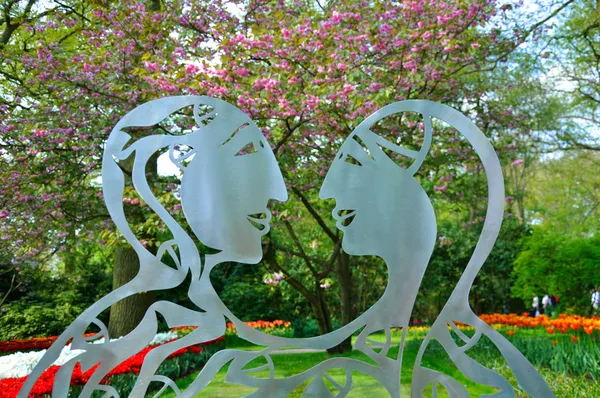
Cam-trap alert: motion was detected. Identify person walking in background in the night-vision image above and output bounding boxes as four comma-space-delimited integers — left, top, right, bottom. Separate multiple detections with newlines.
542, 293, 552, 315
531, 295, 540, 317
592, 288, 600, 315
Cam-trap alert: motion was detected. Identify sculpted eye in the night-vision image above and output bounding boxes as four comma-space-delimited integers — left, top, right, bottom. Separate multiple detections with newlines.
235, 142, 259, 156
352, 135, 374, 160
340, 134, 374, 167
344, 153, 363, 166
219, 123, 249, 148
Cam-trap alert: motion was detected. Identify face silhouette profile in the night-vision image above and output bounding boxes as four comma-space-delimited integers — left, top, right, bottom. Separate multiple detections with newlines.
20, 97, 553, 398
320, 112, 436, 261
180, 101, 287, 264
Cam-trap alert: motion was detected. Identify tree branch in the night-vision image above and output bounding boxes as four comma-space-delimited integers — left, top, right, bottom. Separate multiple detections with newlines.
283, 220, 318, 277
262, 241, 317, 303
0, 273, 21, 308
270, 242, 325, 266
292, 186, 338, 243
317, 238, 342, 279
273, 117, 307, 154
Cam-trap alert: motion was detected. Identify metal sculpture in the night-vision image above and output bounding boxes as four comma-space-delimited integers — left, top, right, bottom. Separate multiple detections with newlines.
18, 96, 553, 397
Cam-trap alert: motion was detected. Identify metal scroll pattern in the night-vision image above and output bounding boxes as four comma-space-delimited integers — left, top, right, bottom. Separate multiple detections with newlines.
17, 97, 553, 397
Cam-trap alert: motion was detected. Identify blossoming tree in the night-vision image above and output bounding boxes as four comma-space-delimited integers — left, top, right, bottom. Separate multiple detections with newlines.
0, 0, 570, 351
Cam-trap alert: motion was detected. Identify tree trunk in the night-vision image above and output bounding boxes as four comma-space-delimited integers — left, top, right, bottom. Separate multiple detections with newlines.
332, 251, 353, 353
108, 246, 156, 338
106, 0, 163, 338
311, 290, 332, 336
107, 151, 158, 337
311, 283, 351, 355
472, 292, 483, 315
263, 242, 352, 354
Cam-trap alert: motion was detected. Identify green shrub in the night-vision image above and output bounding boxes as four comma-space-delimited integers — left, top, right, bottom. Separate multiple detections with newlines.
0, 300, 84, 341
291, 318, 341, 338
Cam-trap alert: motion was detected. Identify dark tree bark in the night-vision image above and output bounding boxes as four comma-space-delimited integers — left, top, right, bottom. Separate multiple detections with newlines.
263, 240, 349, 354
334, 251, 353, 353
108, 246, 156, 338
107, 151, 158, 337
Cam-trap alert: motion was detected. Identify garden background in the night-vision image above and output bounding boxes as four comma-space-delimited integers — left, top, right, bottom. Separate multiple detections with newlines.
0, 0, 599, 396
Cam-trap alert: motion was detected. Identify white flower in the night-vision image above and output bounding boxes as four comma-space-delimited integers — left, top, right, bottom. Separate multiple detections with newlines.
0, 344, 85, 379
0, 331, 176, 380
148, 331, 178, 346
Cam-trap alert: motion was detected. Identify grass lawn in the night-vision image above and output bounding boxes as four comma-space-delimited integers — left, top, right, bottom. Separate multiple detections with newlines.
157, 328, 600, 397
159, 331, 497, 397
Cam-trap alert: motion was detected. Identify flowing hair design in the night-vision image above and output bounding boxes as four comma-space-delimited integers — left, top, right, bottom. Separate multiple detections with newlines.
16, 98, 553, 398
18, 96, 271, 397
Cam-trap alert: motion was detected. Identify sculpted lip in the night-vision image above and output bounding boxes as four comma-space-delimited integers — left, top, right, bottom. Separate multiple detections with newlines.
247, 210, 272, 233
333, 209, 356, 228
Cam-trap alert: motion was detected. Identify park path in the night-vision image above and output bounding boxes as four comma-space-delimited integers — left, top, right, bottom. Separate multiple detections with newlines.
269, 348, 326, 354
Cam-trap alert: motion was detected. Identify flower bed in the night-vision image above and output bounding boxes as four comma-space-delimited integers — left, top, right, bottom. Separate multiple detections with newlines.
0, 320, 294, 396
175, 319, 294, 347
0, 334, 95, 356
0, 334, 224, 397
0, 332, 180, 380
403, 314, 600, 379
226, 319, 293, 337
475, 313, 600, 379
479, 313, 600, 335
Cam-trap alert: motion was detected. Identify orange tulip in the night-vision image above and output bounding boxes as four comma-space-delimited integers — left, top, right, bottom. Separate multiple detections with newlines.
571, 335, 579, 343
507, 331, 515, 337
584, 326, 594, 335
546, 327, 555, 334
551, 340, 557, 346
571, 323, 581, 331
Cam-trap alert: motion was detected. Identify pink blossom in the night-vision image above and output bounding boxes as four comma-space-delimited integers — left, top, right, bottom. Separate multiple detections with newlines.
143, 61, 160, 72
379, 24, 393, 34
512, 159, 524, 166
369, 82, 382, 92
234, 67, 250, 77
185, 64, 200, 74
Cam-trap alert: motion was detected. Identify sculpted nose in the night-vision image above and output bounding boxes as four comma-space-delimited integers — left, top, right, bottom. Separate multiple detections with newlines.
319, 173, 334, 200
269, 163, 288, 202
319, 161, 341, 200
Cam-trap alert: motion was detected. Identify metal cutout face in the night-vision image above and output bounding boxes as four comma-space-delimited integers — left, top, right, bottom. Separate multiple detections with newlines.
179, 105, 286, 264
17, 97, 553, 398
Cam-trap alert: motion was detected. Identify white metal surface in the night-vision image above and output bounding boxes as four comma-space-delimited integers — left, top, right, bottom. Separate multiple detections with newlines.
18, 97, 553, 397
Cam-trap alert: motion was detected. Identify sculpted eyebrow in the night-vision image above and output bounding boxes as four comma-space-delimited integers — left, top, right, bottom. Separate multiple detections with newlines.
218, 122, 250, 148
